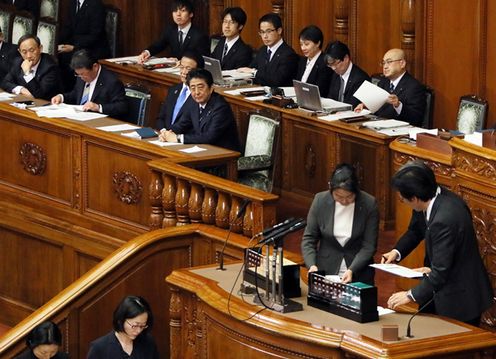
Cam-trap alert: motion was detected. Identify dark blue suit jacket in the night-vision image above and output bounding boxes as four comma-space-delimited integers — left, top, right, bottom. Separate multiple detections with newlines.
156, 82, 195, 130
251, 41, 299, 87
2, 53, 61, 100
63, 66, 127, 119
147, 24, 209, 58
327, 63, 370, 108
211, 37, 253, 70
296, 52, 332, 96
87, 331, 159, 359
172, 92, 240, 151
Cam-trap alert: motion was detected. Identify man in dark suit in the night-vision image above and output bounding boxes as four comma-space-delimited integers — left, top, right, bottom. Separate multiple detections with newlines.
302, 164, 379, 284
383, 161, 493, 325
355, 48, 426, 126
296, 25, 332, 95
1, 0, 39, 19
2, 34, 60, 100
138, 0, 209, 63
156, 50, 204, 131
0, 26, 20, 81
210, 7, 252, 70
325, 41, 369, 108
51, 49, 127, 119
238, 13, 298, 87
160, 69, 240, 152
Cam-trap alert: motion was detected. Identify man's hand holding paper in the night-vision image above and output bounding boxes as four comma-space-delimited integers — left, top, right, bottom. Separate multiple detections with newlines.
353, 80, 390, 113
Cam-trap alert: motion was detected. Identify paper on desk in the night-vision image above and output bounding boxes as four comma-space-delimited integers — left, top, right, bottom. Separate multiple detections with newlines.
36, 108, 79, 118
222, 69, 254, 80
408, 127, 438, 140
224, 87, 266, 96
362, 119, 410, 129
245, 95, 267, 101
370, 263, 423, 278
105, 55, 139, 64
377, 126, 413, 136
121, 131, 141, 139
145, 57, 177, 66
0, 92, 15, 100
353, 80, 390, 112
31, 103, 84, 112
180, 145, 207, 153
463, 131, 483, 146
66, 112, 108, 121
97, 124, 140, 132
149, 140, 183, 147
154, 67, 180, 74
377, 306, 395, 316
318, 109, 371, 122
280, 86, 296, 98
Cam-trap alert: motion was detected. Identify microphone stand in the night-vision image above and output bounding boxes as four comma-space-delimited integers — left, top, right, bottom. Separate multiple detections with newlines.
405, 296, 435, 338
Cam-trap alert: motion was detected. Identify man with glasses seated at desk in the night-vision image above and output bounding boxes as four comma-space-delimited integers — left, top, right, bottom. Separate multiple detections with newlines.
51, 49, 127, 119
1, 34, 60, 101
237, 13, 298, 87
355, 48, 426, 126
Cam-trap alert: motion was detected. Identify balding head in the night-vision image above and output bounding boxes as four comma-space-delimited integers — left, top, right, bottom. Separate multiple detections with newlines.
381, 48, 406, 80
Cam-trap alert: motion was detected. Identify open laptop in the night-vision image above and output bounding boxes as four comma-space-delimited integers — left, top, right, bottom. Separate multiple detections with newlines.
203, 56, 253, 86
293, 80, 352, 113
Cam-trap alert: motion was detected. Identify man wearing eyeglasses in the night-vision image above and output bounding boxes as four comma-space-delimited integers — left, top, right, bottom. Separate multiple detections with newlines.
238, 13, 298, 87
355, 48, 426, 126
210, 7, 252, 70
51, 49, 127, 119
325, 41, 370, 108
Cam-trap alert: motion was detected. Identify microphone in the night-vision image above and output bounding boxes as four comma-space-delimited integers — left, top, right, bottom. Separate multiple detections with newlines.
405, 276, 435, 338
255, 218, 301, 245
258, 219, 307, 246
252, 217, 295, 239
217, 199, 250, 271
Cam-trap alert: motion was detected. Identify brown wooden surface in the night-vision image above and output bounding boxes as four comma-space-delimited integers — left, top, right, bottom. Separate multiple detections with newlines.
167, 263, 496, 358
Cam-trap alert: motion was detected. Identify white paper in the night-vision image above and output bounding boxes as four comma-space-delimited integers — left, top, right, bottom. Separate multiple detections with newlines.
180, 145, 207, 153
279, 86, 296, 98
0, 92, 16, 100
362, 119, 410, 129
318, 110, 371, 122
31, 103, 84, 112
36, 108, 78, 118
145, 57, 177, 65
149, 140, 183, 147
224, 86, 266, 96
353, 80, 390, 112
65, 112, 108, 121
464, 132, 483, 147
324, 275, 342, 283
121, 131, 141, 139
369, 263, 423, 278
321, 97, 353, 111
97, 124, 140, 132
222, 70, 254, 80
154, 67, 180, 74
377, 306, 395, 316
377, 126, 413, 136
408, 128, 438, 141
105, 55, 139, 63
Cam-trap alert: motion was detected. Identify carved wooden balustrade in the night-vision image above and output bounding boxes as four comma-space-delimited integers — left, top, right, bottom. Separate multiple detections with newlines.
148, 158, 279, 238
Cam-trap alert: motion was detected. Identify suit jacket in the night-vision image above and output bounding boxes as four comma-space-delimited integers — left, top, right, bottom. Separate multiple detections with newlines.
172, 92, 240, 152
296, 52, 332, 96
395, 187, 493, 322
59, 0, 110, 59
375, 71, 426, 126
2, 53, 61, 100
15, 350, 68, 359
156, 82, 195, 130
63, 66, 127, 119
327, 63, 370, 108
0, 41, 19, 81
301, 190, 379, 284
147, 24, 209, 58
1, 0, 39, 18
251, 41, 299, 87
211, 37, 253, 70
87, 331, 159, 359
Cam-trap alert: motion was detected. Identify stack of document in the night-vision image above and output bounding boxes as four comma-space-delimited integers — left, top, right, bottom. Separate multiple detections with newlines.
221, 70, 254, 80
31, 104, 108, 121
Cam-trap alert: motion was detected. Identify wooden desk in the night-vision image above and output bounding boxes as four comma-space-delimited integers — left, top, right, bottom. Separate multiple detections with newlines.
167, 263, 496, 358
101, 60, 397, 229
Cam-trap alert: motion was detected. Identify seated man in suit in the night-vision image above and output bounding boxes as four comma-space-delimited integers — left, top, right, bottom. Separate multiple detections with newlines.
2, 34, 60, 100
296, 25, 332, 95
355, 48, 426, 126
138, 0, 209, 63
210, 7, 252, 70
156, 49, 204, 131
160, 69, 240, 152
238, 13, 298, 87
325, 41, 369, 108
51, 49, 127, 119
0, 26, 20, 81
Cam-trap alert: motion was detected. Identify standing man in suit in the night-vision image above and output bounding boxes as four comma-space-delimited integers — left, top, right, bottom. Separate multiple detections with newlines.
0, 26, 20, 81
355, 48, 426, 126
238, 13, 298, 87
325, 41, 369, 108
51, 49, 127, 119
210, 7, 252, 70
301, 163, 379, 284
138, 0, 209, 63
155, 50, 204, 131
2, 34, 60, 100
296, 25, 332, 95
160, 69, 240, 152
1, 0, 39, 19
383, 161, 493, 325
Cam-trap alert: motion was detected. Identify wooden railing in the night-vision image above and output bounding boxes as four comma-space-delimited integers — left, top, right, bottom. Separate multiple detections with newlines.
0, 226, 295, 359
148, 159, 279, 237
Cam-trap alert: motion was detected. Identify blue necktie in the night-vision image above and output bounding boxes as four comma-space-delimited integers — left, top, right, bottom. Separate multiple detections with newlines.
80, 82, 90, 105
171, 86, 188, 124
389, 82, 395, 93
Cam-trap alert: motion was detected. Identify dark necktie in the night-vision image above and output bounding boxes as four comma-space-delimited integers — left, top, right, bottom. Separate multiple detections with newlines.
222, 43, 228, 61
199, 106, 204, 120
338, 76, 345, 102
390, 82, 395, 93
76, 0, 80, 13
178, 30, 184, 46
266, 48, 272, 62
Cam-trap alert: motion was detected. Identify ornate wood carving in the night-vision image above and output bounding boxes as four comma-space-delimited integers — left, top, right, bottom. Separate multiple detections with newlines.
149, 171, 164, 230
19, 143, 47, 175
162, 174, 177, 228
184, 294, 198, 352
169, 288, 182, 359
215, 192, 230, 229
334, 0, 350, 44
401, 0, 416, 74
175, 179, 190, 226
188, 183, 204, 223
112, 171, 142, 204
201, 188, 217, 224
453, 151, 496, 181
304, 144, 316, 178
242, 205, 254, 238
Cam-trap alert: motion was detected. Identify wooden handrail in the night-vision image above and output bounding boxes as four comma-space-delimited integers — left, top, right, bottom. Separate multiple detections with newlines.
148, 159, 279, 236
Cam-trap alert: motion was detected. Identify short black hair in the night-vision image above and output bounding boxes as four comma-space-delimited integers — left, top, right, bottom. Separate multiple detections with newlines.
259, 13, 282, 30
171, 0, 194, 13
186, 68, 214, 87
70, 49, 97, 70
26, 321, 62, 349
222, 7, 247, 28
324, 40, 350, 62
299, 25, 324, 49
18, 34, 41, 47
181, 49, 204, 68
392, 160, 437, 201
113, 295, 154, 334
329, 163, 360, 195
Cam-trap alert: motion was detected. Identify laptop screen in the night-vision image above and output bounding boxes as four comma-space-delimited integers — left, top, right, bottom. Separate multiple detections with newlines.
203, 56, 223, 82
293, 80, 325, 111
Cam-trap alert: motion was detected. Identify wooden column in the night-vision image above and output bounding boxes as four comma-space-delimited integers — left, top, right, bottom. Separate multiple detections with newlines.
334, 0, 350, 44
401, 0, 416, 75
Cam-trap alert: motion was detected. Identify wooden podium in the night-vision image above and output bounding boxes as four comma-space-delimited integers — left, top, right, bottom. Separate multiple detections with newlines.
166, 263, 496, 358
